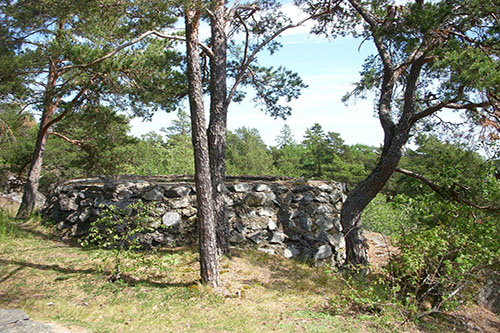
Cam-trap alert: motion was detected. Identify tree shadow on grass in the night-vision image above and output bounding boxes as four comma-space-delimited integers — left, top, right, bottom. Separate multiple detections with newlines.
228, 248, 335, 294
0, 257, 198, 288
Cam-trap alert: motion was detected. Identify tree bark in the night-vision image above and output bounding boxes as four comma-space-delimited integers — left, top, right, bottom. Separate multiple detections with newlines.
16, 65, 60, 219
340, 127, 410, 267
208, 0, 230, 256
16, 113, 51, 218
185, 8, 220, 287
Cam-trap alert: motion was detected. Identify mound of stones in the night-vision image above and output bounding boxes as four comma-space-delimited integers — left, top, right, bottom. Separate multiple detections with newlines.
43, 175, 347, 265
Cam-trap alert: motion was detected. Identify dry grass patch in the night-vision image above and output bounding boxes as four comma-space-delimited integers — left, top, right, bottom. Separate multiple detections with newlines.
0, 215, 426, 332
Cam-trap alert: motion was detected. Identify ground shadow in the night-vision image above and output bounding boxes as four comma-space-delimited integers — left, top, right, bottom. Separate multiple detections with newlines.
0, 258, 197, 289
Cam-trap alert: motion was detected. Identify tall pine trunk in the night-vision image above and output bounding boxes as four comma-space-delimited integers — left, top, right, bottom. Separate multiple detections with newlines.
208, 0, 230, 256
185, 9, 220, 287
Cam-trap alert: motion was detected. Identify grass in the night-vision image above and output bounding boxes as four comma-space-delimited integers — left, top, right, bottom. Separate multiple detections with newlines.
0, 211, 441, 332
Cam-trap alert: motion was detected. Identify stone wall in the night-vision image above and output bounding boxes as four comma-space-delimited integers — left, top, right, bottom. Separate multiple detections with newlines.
42, 176, 347, 265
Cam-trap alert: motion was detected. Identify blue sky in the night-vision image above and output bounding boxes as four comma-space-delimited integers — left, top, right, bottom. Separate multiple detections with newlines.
130, 3, 384, 147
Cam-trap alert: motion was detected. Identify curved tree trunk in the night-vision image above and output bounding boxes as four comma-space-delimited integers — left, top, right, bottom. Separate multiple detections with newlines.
208, 0, 230, 256
185, 8, 220, 287
341, 127, 411, 267
16, 119, 50, 218
16, 69, 59, 218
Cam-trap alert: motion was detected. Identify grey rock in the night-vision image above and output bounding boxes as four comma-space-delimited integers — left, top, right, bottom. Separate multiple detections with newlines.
478, 276, 500, 314
258, 247, 275, 255
300, 193, 314, 206
143, 188, 164, 201
315, 216, 334, 231
132, 181, 150, 192
59, 196, 78, 211
316, 204, 333, 215
233, 183, 254, 192
300, 247, 313, 261
224, 195, 234, 206
314, 245, 333, 260
171, 197, 189, 209
314, 194, 329, 203
268, 231, 286, 244
0, 309, 28, 327
35, 192, 46, 209
162, 211, 181, 227
70, 223, 89, 237
329, 232, 345, 250
258, 207, 274, 217
318, 183, 333, 192
181, 207, 197, 217
292, 184, 313, 193
268, 219, 278, 231
333, 216, 342, 232
230, 231, 246, 244
265, 191, 277, 203
241, 212, 270, 230
329, 192, 342, 204
234, 221, 247, 233
66, 211, 79, 224
284, 244, 300, 259
245, 192, 268, 206
254, 184, 270, 192
0, 309, 55, 333
151, 231, 166, 244
296, 216, 312, 232
164, 186, 191, 198
114, 184, 134, 200
247, 231, 266, 244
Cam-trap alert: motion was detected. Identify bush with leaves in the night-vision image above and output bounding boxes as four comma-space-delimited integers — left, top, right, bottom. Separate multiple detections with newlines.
81, 200, 159, 282
389, 193, 500, 314
361, 136, 500, 316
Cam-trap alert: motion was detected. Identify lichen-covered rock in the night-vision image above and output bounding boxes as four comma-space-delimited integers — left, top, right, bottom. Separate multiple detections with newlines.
42, 175, 348, 265
162, 211, 181, 227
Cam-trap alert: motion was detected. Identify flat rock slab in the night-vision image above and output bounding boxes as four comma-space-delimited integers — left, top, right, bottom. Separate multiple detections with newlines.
0, 309, 55, 333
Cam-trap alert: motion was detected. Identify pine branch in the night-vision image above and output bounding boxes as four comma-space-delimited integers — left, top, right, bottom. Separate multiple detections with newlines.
395, 167, 499, 211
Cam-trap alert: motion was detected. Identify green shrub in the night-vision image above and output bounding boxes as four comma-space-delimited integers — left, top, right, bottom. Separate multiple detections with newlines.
0, 209, 18, 240
386, 193, 500, 313
81, 200, 160, 281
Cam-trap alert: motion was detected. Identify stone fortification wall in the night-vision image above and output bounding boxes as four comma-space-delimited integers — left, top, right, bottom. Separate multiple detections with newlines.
43, 176, 347, 265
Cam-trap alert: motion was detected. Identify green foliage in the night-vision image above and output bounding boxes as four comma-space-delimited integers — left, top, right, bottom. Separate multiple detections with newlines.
297, 123, 379, 188
0, 209, 18, 240
0, 106, 37, 180
362, 194, 411, 236
390, 193, 500, 312
51, 105, 135, 177
81, 200, 159, 281
363, 136, 500, 314
328, 270, 402, 321
226, 127, 277, 176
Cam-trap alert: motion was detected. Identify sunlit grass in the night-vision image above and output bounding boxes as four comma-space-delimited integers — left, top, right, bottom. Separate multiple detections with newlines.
0, 214, 422, 333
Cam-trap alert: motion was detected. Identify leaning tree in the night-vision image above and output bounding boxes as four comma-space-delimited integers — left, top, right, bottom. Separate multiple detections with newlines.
301, 0, 500, 266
